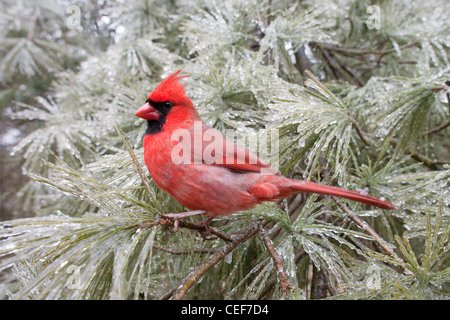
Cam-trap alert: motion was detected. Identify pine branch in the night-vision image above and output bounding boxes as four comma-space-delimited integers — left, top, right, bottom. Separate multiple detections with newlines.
259, 224, 292, 297
320, 41, 420, 57
349, 114, 371, 147
425, 118, 450, 135
424, 91, 450, 135
162, 221, 263, 300
258, 248, 306, 299
389, 138, 450, 170
157, 215, 233, 243
152, 244, 218, 255
3, 0, 449, 300
114, 123, 156, 203
350, 114, 450, 170
321, 48, 364, 86
335, 200, 412, 276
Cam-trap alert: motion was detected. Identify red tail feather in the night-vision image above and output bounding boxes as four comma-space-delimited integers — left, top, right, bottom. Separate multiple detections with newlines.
290, 181, 397, 210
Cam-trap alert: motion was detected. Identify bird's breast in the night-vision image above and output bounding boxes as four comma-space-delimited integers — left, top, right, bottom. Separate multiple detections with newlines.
143, 133, 175, 184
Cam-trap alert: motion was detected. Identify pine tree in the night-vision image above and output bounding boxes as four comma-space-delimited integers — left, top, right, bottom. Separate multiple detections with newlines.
0, 0, 449, 300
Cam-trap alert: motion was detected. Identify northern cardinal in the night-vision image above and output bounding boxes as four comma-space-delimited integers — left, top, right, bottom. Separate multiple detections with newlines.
135, 70, 396, 231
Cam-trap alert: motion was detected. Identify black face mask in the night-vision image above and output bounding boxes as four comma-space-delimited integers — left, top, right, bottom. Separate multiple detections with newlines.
145, 99, 174, 135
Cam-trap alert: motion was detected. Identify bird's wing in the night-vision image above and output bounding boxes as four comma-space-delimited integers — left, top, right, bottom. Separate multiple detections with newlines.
184, 124, 277, 174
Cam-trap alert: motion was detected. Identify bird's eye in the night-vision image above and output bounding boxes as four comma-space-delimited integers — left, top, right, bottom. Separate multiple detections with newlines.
164, 102, 173, 109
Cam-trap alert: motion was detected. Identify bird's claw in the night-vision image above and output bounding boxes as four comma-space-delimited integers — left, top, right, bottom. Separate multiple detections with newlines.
171, 218, 180, 233
197, 216, 214, 236
160, 210, 206, 233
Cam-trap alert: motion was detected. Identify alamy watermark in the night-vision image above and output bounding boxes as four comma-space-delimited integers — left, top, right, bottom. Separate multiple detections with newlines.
65, 264, 81, 290
338, 264, 382, 291
366, 264, 381, 290
170, 121, 279, 175
366, 5, 381, 30
66, 5, 81, 30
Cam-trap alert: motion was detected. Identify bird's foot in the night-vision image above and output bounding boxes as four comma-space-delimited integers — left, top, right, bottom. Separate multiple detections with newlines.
197, 216, 214, 236
162, 210, 205, 232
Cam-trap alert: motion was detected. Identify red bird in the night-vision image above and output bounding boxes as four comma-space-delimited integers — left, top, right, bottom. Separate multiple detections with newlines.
135, 70, 396, 231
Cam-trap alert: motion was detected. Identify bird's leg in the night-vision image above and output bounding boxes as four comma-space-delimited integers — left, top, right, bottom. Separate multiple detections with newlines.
163, 210, 205, 232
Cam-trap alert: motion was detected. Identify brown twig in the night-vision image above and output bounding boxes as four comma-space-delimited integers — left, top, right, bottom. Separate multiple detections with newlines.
258, 224, 292, 296
316, 41, 420, 75
425, 118, 450, 135
336, 200, 395, 256
335, 200, 412, 275
340, 62, 365, 87
320, 41, 420, 57
448, 92, 450, 116
424, 90, 450, 135
349, 114, 371, 147
375, 41, 420, 65
152, 244, 218, 255
349, 114, 449, 170
159, 285, 178, 300
258, 248, 305, 299
389, 138, 450, 170
321, 48, 345, 81
163, 221, 263, 300
319, 267, 336, 297
323, 48, 364, 87
424, 92, 450, 135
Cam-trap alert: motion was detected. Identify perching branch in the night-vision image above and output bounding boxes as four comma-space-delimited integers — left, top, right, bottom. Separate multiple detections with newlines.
158, 214, 233, 243
162, 221, 263, 300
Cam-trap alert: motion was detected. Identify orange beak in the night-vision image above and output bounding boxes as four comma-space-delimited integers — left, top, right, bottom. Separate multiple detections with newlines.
135, 102, 160, 121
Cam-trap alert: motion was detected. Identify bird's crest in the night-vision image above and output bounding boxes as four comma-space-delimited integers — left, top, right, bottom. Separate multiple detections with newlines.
148, 69, 190, 105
